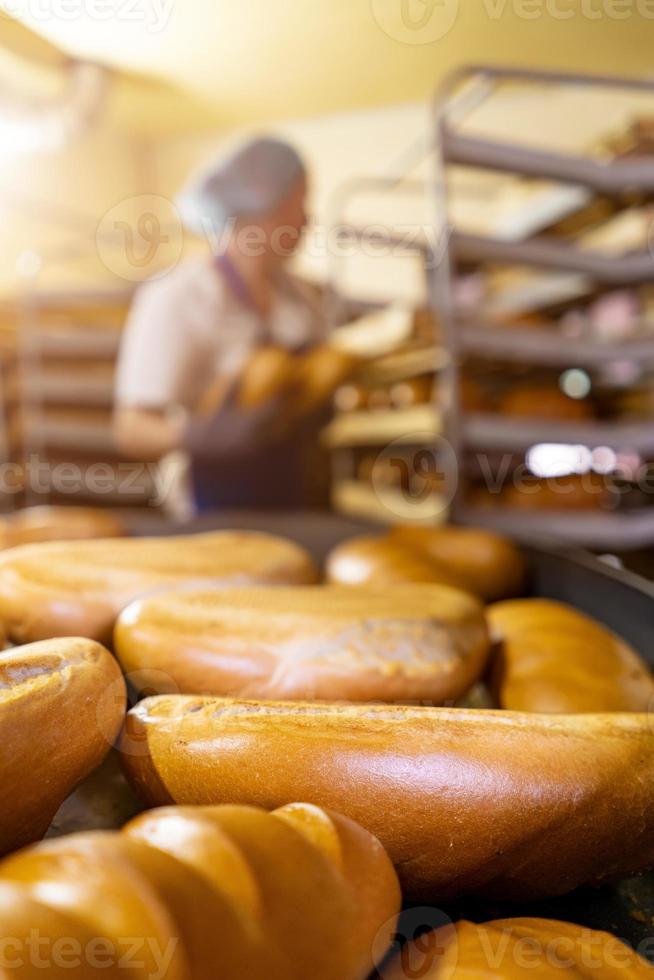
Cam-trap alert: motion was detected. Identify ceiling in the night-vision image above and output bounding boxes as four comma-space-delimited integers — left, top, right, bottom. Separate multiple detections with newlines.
1, 1, 654, 133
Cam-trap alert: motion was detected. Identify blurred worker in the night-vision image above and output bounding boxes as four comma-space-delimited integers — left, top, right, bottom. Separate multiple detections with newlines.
114, 136, 326, 512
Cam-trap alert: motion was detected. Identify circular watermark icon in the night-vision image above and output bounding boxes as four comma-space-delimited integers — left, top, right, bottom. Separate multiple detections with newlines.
370, 433, 458, 522
374, 907, 455, 978
96, 194, 183, 282
370, 0, 459, 44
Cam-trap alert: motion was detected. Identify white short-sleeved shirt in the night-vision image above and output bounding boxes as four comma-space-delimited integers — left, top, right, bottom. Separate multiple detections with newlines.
115, 258, 325, 412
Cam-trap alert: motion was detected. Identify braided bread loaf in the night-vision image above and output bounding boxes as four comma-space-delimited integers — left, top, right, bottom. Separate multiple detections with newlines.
488, 599, 654, 713
121, 697, 654, 902
0, 803, 400, 980
114, 583, 489, 702
382, 918, 654, 978
0, 530, 317, 645
0, 638, 125, 856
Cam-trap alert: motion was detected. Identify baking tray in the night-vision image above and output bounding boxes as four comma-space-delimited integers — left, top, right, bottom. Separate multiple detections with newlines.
51, 512, 654, 965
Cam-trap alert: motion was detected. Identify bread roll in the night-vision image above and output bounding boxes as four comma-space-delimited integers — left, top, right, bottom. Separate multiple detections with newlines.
383, 917, 654, 978
328, 526, 525, 602
121, 698, 654, 902
503, 475, 611, 512
0, 506, 125, 547
0, 638, 125, 855
326, 537, 466, 588
237, 345, 297, 409
0, 803, 400, 980
488, 598, 654, 713
114, 583, 490, 702
498, 386, 593, 421
293, 346, 359, 414
0, 530, 317, 645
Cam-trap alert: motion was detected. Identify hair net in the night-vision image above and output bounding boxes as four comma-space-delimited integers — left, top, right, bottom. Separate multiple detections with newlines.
178, 136, 306, 237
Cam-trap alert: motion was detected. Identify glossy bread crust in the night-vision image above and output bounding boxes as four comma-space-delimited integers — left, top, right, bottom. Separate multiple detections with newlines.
488, 598, 654, 713
114, 583, 490, 702
382, 917, 654, 977
120, 697, 654, 902
0, 804, 400, 980
0, 530, 317, 644
0, 637, 126, 855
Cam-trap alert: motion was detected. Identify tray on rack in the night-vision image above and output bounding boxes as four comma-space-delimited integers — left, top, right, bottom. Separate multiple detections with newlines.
49, 512, 654, 966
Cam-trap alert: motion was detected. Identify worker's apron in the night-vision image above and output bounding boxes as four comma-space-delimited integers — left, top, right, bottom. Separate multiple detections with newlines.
189, 255, 312, 513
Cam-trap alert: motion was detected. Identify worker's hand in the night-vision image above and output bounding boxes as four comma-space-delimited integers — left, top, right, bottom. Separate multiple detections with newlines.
183, 386, 284, 459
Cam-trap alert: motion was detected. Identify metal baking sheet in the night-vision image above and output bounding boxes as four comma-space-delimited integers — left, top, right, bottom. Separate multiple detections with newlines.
49, 512, 654, 966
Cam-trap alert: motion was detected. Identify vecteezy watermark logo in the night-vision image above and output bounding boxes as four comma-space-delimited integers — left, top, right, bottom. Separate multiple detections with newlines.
370, 0, 459, 44
2, 0, 175, 33
374, 907, 455, 978
96, 195, 183, 282
370, 433, 458, 523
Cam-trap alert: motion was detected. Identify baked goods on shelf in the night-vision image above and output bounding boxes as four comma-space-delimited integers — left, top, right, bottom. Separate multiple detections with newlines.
383, 917, 654, 978
497, 384, 593, 421
0, 638, 125, 855
0, 803, 400, 980
501, 473, 613, 511
0, 530, 317, 644
114, 583, 489, 702
326, 526, 525, 602
121, 698, 654, 902
488, 598, 654, 713
0, 506, 126, 548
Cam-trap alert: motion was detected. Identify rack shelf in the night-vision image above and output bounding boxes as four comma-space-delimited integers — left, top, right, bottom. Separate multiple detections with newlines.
458, 320, 654, 367
461, 414, 654, 455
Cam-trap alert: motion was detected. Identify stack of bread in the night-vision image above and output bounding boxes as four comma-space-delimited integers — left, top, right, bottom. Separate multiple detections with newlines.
0, 520, 652, 977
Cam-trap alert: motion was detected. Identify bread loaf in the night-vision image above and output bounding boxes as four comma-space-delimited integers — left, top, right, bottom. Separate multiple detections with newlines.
293, 346, 359, 414
114, 583, 489, 702
488, 599, 654, 713
237, 345, 297, 409
0, 506, 126, 547
498, 385, 593, 421
383, 917, 654, 977
390, 526, 526, 601
0, 638, 125, 855
121, 698, 654, 902
0, 530, 317, 645
0, 803, 400, 980
326, 537, 467, 588
327, 527, 525, 602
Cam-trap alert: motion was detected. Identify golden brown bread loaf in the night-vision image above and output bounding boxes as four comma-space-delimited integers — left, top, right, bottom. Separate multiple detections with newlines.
0, 506, 126, 547
237, 345, 297, 409
383, 917, 654, 977
488, 599, 654, 713
114, 583, 490, 702
327, 526, 525, 602
0, 803, 400, 979
503, 474, 611, 511
389, 526, 526, 600
121, 698, 654, 902
0, 638, 125, 856
326, 536, 466, 587
0, 530, 317, 645
498, 385, 594, 421
292, 346, 359, 414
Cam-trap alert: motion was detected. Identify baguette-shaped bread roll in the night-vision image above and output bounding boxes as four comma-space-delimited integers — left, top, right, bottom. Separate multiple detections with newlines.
389, 526, 526, 601
488, 599, 654, 713
0, 638, 125, 855
293, 346, 359, 415
0, 506, 125, 547
121, 698, 654, 902
0, 530, 317, 644
114, 583, 489, 702
0, 803, 400, 980
383, 917, 654, 978
325, 537, 466, 589
237, 346, 297, 409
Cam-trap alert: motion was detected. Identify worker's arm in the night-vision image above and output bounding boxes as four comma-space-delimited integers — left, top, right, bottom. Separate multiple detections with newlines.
113, 406, 185, 462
